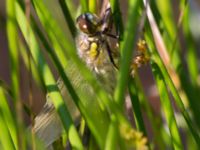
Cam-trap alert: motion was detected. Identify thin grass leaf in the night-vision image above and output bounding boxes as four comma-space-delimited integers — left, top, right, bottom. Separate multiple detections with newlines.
6, 0, 26, 149
105, 115, 118, 150
7, 0, 19, 101
57, 0, 76, 38
0, 87, 17, 150
180, 2, 198, 85
19, 40, 45, 90
178, 2, 200, 128
151, 62, 183, 150
110, 0, 124, 40
134, 76, 166, 149
31, 0, 72, 68
0, 110, 15, 150
155, 0, 177, 41
114, 0, 142, 106
88, 0, 96, 14
16, 3, 84, 149
128, 77, 147, 137
151, 0, 181, 70
80, 0, 88, 12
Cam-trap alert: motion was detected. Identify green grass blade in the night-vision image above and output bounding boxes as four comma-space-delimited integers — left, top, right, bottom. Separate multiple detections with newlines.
180, 3, 200, 128
105, 115, 118, 150
6, 0, 26, 148
31, 0, 72, 68
57, 0, 76, 38
134, 76, 166, 149
155, 0, 176, 41
88, 0, 96, 13
80, 0, 88, 12
6, 0, 19, 101
182, 4, 198, 84
19, 41, 45, 90
0, 110, 15, 150
0, 87, 17, 149
114, 0, 142, 107
151, 62, 183, 150
128, 77, 147, 136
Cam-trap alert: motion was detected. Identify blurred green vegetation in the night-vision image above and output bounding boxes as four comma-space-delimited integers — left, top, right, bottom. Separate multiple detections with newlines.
1, 0, 200, 149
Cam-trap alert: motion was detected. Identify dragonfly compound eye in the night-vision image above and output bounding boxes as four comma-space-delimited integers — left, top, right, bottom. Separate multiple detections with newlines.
76, 13, 100, 35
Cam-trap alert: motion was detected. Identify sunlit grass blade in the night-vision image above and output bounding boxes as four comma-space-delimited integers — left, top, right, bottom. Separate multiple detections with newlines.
16, 3, 84, 149
105, 115, 118, 150
134, 76, 166, 149
19, 40, 45, 90
57, 0, 76, 38
153, 0, 181, 70
154, 0, 177, 41
0, 87, 17, 149
180, 2, 200, 128
88, 0, 96, 14
151, 62, 183, 150
7, 0, 19, 101
6, 0, 26, 149
30, 0, 71, 68
181, 4, 198, 84
114, 0, 143, 107
128, 77, 147, 136
80, 0, 88, 12
0, 110, 15, 150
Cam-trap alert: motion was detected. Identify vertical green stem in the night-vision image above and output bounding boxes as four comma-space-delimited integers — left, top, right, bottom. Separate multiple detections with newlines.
114, 0, 141, 107
0, 87, 17, 149
80, 0, 88, 12
6, 0, 24, 149
58, 0, 76, 38
88, 0, 96, 13
128, 77, 147, 136
105, 115, 118, 150
152, 62, 183, 150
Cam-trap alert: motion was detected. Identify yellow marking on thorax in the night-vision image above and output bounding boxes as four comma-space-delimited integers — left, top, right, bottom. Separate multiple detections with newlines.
89, 42, 98, 59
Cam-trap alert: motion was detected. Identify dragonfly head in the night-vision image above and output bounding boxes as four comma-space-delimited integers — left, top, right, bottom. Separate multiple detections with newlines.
76, 13, 101, 35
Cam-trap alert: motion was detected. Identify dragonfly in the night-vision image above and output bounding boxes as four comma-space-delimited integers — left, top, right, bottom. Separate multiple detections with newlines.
75, 7, 120, 94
